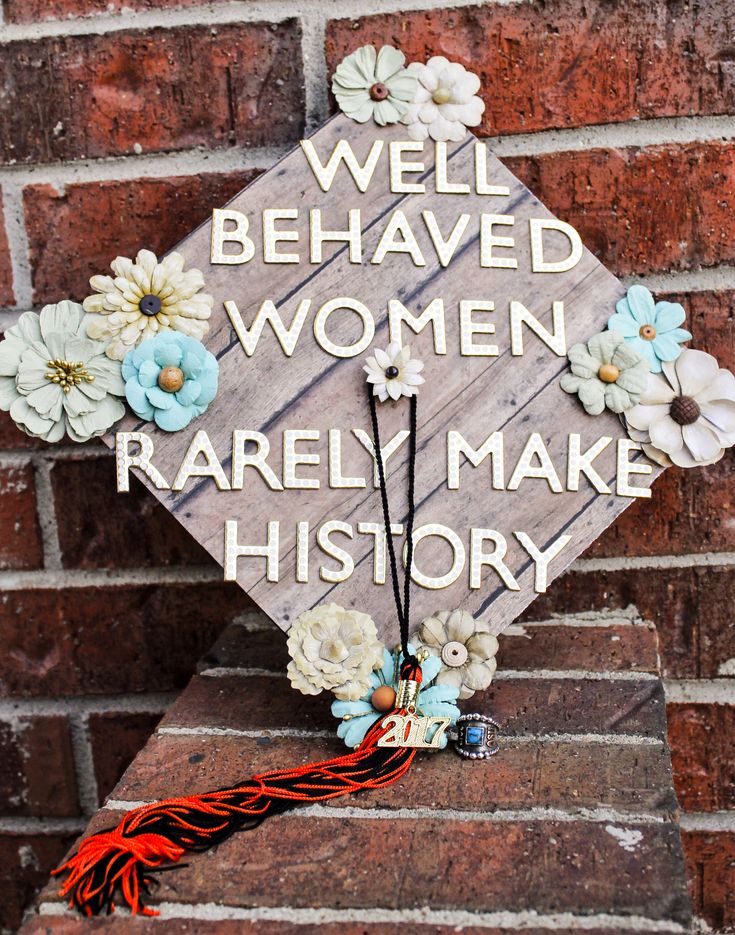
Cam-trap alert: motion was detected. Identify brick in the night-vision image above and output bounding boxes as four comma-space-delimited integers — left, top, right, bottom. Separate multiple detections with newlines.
1, 24, 304, 165
51, 456, 209, 569
524, 564, 735, 680
112, 732, 678, 817
668, 703, 735, 812
24, 170, 260, 305
0, 191, 14, 305
326, 0, 735, 136
0, 582, 252, 696
0, 832, 76, 931
0, 463, 43, 570
200, 617, 660, 675
0, 715, 78, 817
0, 408, 49, 451
5, 0, 230, 21
505, 142, 735, 277
87, 711, 162, 804
73, 813, 689, 921
162, 673, 668, 738
682, 830, 735, 932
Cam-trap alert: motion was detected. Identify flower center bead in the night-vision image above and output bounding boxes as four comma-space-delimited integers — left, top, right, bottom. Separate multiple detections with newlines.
441, 641, 468, 667
370, 685, 396, 712
432, 86, 452, 105
157, 366, 186, 393
639, 324, 657, 341
369, 82, 389, 101
385, 365, 400, 379
597, 363, 621, 383
139, 294, 162, 316
45, 359, 95, 394
670, 395, 701, 426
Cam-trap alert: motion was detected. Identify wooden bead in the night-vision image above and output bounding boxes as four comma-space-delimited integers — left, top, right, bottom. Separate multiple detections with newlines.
158, 366, 185, 393
597, 363, 620, 384
432, 87, 452, 104
370, 685, 396, 712
369, 82, 389, 101
639, 324, 657, 341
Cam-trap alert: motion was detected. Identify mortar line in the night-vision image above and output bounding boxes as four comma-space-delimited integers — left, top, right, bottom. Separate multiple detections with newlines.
0, 817, 86, 834
0, 692, 176, 720
300, 10, 330, 134
31, 453, 63, 571
664, 679, 735, 704
198, 665, 658, 682
1, 180, 33, 310
571, 551, 735, 573
679, 811, 735, 832
67, 711, 101, 818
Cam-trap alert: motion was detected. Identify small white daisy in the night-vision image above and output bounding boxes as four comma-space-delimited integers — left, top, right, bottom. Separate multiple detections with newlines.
364, 342, 424, 402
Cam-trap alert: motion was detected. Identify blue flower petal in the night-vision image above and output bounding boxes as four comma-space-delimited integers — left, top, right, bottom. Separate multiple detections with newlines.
608, 312, 639, 338
175, 380, 201, 407
132, 340, 157, 366
377, 647, 395, 684
155, 399, 194, 432
182, 351, 203, 379
630, 336, 661, 373
420, 653, 442, 685
419, 684, 460, 705
663, 327, 692, 345
653, 301, 687, 332
418, 699, 461, 721
340, 713, 379, 748
125, 379, 155, 419
138, 359, 160, 388
332, 699, 375, 718
121, 354, 138, 382
146, 385, 175, 410
622, 285, 656, 325
153, 339, 183, 367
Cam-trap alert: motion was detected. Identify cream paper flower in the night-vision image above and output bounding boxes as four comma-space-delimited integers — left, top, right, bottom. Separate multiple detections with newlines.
332, 45, 417, 126
287, 603, 385, 701
83, 250, 213, 361
410, 609, 499, 700
401, 56, 485, 142
624, 348, 735, 468
0, 301, 125, 443
364, 342, 424, 402
561, 331, 649, 415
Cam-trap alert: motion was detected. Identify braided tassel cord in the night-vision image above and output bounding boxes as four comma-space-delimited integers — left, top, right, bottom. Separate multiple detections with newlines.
55, 661, 422, 917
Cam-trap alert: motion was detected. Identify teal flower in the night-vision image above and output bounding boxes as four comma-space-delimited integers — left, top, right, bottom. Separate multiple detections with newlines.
122, 332, 218, 432
331, 644, 460, 749
608, 285, 691, 374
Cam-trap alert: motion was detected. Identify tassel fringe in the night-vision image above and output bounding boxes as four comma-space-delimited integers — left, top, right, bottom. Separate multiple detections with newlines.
54, 662, 422, 917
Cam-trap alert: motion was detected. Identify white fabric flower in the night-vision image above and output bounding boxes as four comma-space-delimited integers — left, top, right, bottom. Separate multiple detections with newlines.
287, 603, 385, 701
364, 342, 424, 402
624, 349, 735, 468
332, 45, 417, 125
0, 301, 125, 443
410, 609, 499, 700
83, 249, 213, 361
401, 56, 485, 142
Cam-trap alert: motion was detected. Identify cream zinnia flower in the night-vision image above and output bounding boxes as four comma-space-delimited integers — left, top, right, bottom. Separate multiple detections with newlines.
410, 609, 499, 700
287, 603, 385, 701
332, 45, 417, 126
364, 342, 424, 402
83, 249, 213, 361
401, 56, 485, 142
625, 348, 735, 468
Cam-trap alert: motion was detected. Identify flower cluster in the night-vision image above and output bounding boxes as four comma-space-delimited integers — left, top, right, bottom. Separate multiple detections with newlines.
332, 45, 484, 142
561, 284, 735, 469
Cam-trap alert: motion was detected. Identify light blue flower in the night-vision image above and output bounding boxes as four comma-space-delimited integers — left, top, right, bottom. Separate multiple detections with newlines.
608, 284, 691, 374
331, 643, 461, 749
122, 332, 218, 432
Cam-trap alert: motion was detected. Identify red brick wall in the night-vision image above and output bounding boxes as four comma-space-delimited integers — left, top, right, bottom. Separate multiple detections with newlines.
0, 1, 733, 930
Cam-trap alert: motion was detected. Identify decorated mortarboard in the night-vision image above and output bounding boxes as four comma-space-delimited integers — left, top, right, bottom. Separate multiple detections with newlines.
2, 44, 733, 916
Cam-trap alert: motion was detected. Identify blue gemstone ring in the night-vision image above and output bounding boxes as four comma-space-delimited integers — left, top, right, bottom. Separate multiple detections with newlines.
454, 713, 500, 759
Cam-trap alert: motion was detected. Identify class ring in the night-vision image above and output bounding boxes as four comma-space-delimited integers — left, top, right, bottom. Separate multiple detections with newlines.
454, 713, 500, 759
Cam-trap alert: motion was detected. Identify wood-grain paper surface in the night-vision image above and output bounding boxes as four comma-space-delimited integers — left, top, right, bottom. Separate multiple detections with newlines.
104, 114, 661, 639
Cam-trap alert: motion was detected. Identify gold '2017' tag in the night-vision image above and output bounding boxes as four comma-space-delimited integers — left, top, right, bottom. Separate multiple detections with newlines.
377, 713, 451, 750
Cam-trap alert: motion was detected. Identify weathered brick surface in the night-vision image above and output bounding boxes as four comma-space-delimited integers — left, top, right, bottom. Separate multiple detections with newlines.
24, 170, 260, 305
0, 462, 43, 570
524, 564, 735, 680
0, 583, 251, 696
326, 0, 735, 136
668, 703, 735, 812
51, 456, 209, 569
0, 191, 14, 306
505, 143, 735, 277
0, 408, 48, 451
112, 732, 678, 816
0, 715, 78, 817
1, 24, 303, 165
87, 711, 162, 804
0, 833, 76, 931
162, 673, 667, 738
3, 0, 229, 21
682, 830, 735, 932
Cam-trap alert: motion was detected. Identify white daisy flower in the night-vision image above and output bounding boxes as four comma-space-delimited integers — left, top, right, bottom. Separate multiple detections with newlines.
364, 342, 424, 402
332, 45, 417, 126
401, 56, 485, 142
83, 249, 213, 361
